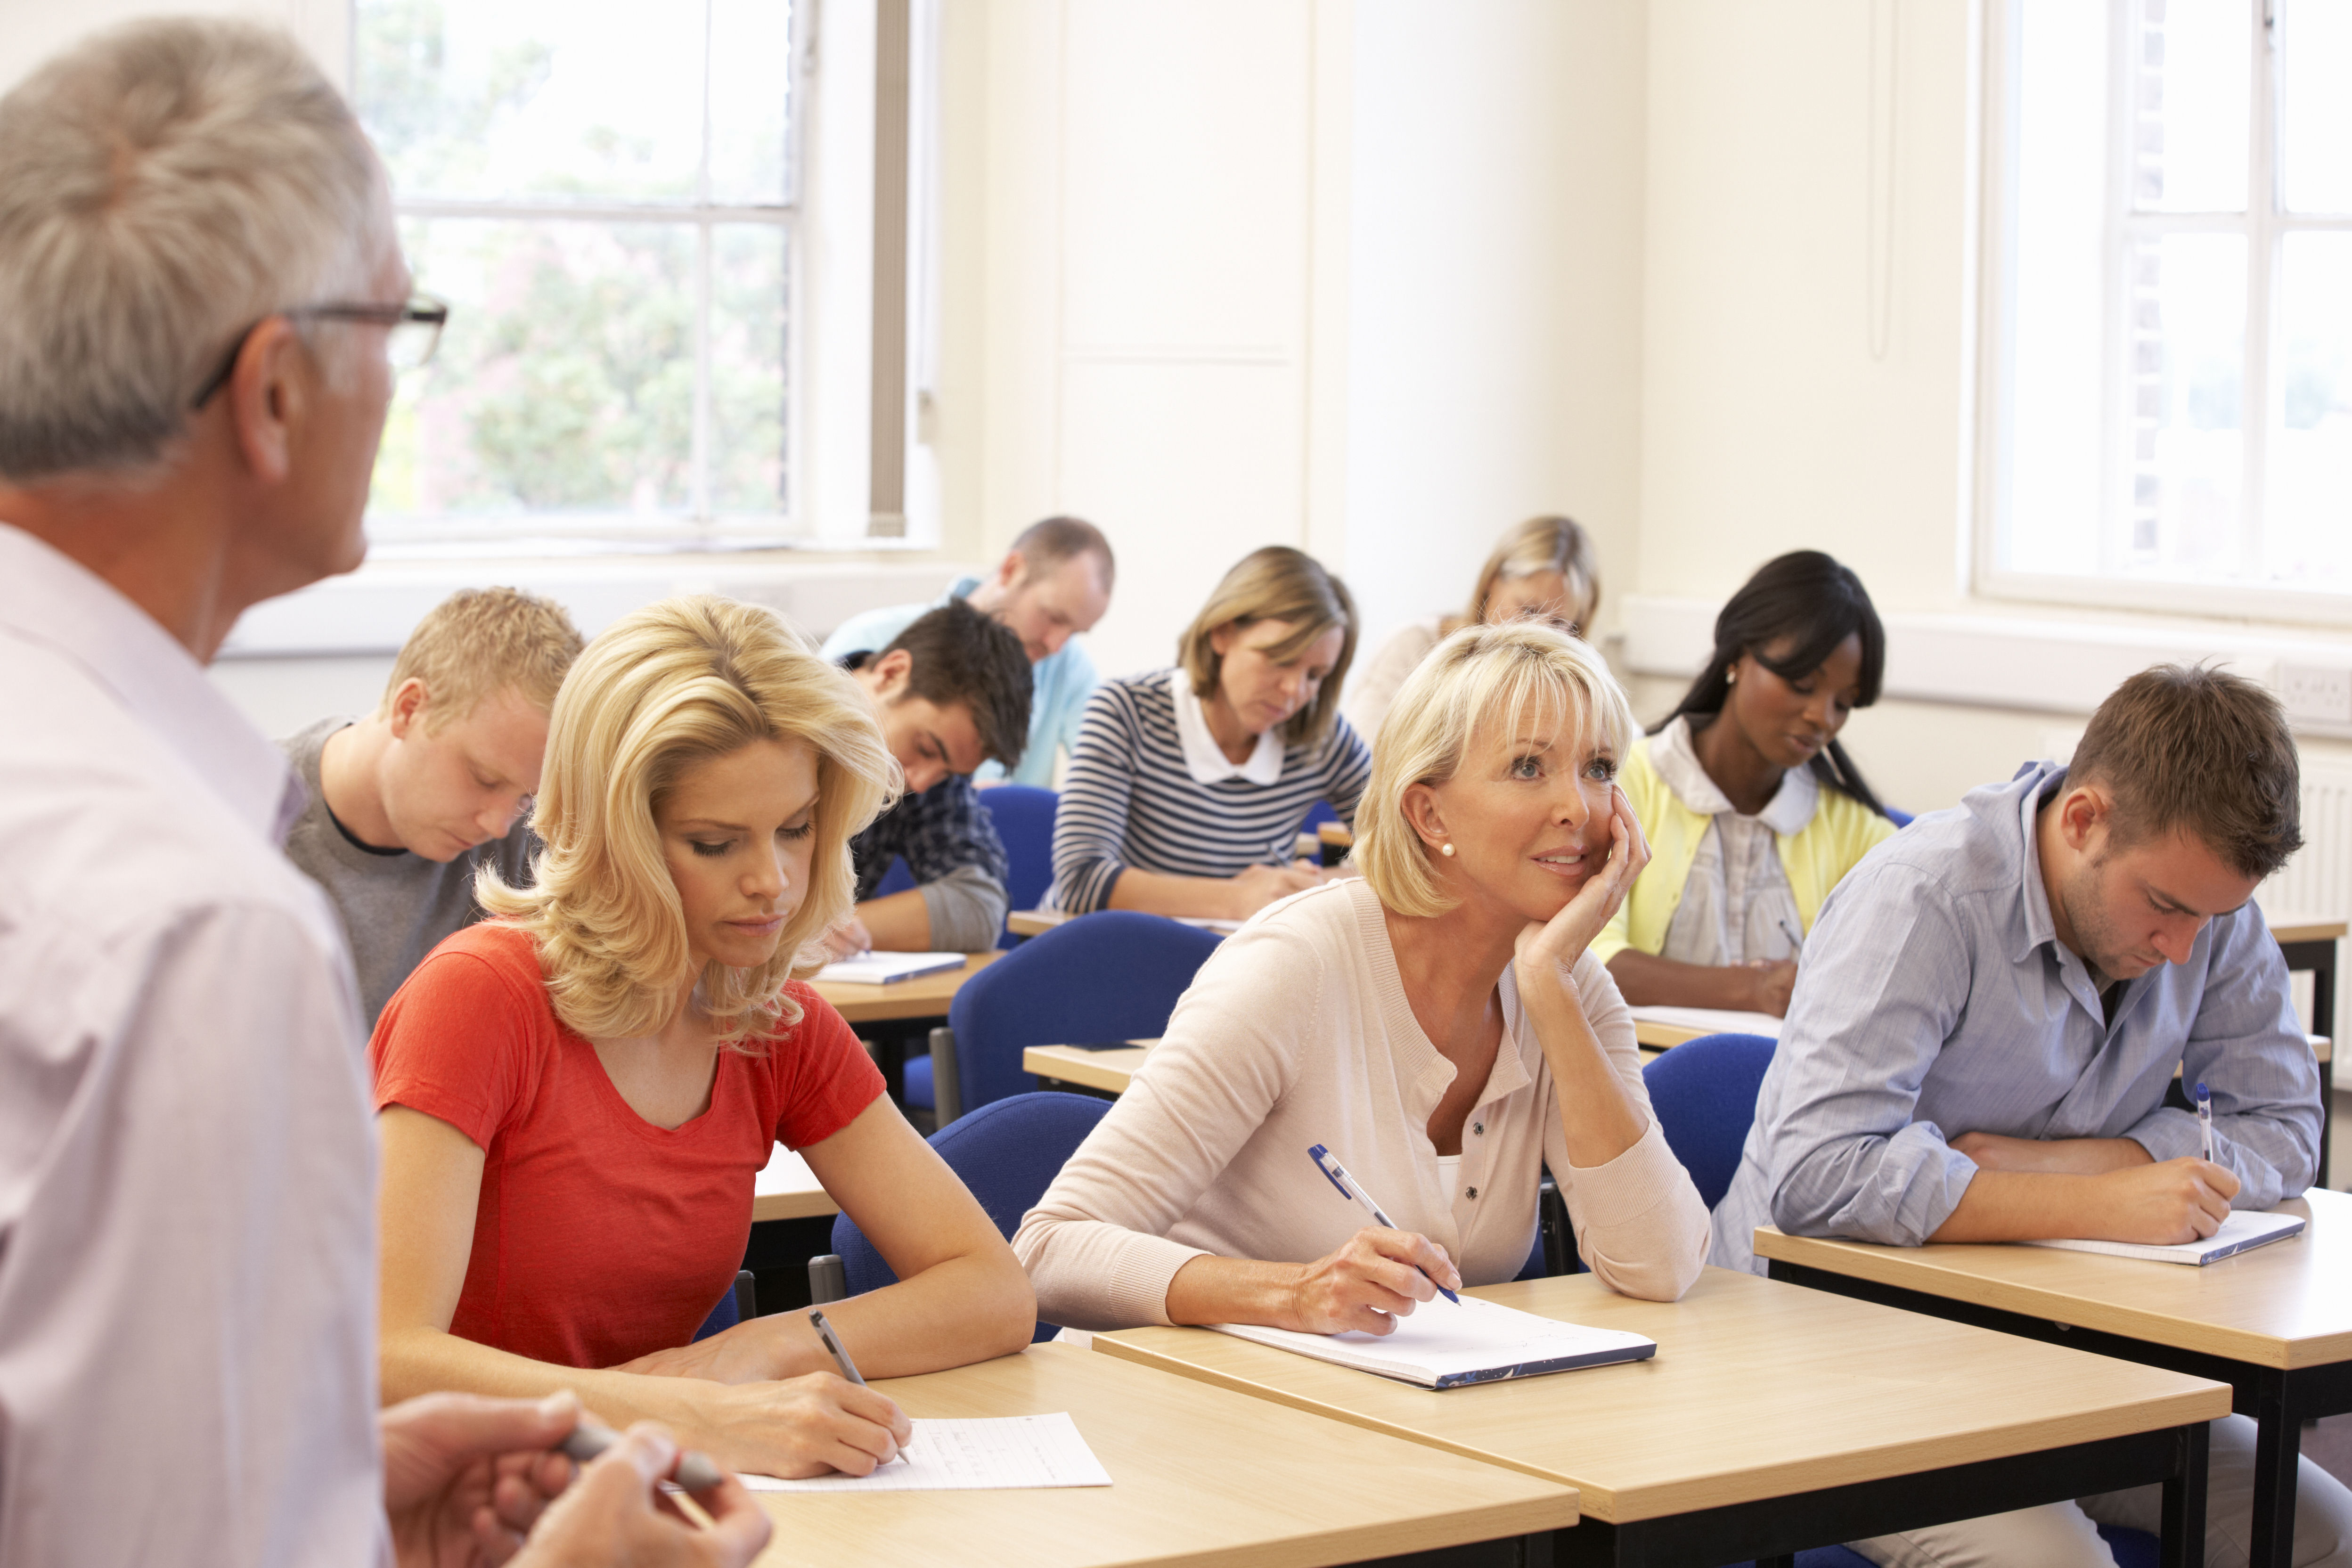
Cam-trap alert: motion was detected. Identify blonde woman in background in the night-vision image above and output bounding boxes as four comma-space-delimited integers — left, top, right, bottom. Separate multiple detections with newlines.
371, 596, 1033, 1480
1017, 619, 1708, 1334
1050, 545, 1372, 921
1346, 515, 1603, 746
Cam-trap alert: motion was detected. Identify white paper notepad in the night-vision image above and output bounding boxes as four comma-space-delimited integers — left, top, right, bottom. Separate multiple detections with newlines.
2023, 1208, 2307, 1266
809, 952, 966, 985
1628, 1004, 1783, 1040
738, 1414, 1112, 1492
1210, 1294, 1655, 1389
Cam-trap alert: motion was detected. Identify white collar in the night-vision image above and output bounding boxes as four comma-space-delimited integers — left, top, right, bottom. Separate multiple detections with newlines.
1168, 671, 1285, 785
0, 523, 305, 845
1651, 713, 1819, 836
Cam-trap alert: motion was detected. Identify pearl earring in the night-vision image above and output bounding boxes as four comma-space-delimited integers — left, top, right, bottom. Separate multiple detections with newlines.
1440, 842, 1455, 858
1726, 667, 1738, 685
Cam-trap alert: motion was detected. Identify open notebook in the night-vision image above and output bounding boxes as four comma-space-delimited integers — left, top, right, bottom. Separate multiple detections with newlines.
809, 951, 966, 985
2023, 1208, 2307, 1266
1210, 1294, 1655, 1389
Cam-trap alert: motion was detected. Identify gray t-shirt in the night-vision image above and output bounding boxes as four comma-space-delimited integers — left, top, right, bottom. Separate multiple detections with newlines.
278, 716, 536, 1027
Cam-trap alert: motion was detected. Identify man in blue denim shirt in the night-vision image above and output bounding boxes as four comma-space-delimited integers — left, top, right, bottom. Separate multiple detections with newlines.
1715, 665, 2347, 1567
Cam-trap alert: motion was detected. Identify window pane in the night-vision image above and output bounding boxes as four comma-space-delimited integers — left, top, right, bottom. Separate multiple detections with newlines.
2130, 0, 2250, 212
2123, 234, 2246, 572
2265, 234, 2352, 588
2279, 0, 2352, 214
357, 0, 709, 204
710, 226, 791, 514
372, 219, 695, 519
709, 0, 796, 206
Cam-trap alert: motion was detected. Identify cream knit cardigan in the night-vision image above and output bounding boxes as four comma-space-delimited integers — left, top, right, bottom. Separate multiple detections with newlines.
1013, 878, 1711, 1331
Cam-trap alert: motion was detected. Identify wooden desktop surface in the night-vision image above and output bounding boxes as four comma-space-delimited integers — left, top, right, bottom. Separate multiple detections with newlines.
1094, 1266, 2227, 1525
1024, 1042, 1153, 1094
1755, 1189, 2352, 1372
2268, 914, 2349, 946
745, 1340, 1577, 1567
808, 951, 1000, 1024
750, 1147, 838, 1224
1006, 909, 1067, 938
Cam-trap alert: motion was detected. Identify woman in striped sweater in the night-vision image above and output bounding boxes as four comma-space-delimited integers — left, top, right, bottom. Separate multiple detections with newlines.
1050, 547, 1372, 923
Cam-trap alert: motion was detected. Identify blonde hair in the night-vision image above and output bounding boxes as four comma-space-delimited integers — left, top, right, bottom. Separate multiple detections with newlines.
1458, 516, 1602, 636
1354, 619, 1634, 920
478, 596, 896, 1042
1176, 546, 1357, 747
382, 587, 586, 730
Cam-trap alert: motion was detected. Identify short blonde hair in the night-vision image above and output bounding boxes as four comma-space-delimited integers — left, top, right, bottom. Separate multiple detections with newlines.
381, 587, 586, 730
1177, 546, 1357, 747
478, 596, 896, 1042
1462, 516, 1602, 636
1354, 619, 1634, 919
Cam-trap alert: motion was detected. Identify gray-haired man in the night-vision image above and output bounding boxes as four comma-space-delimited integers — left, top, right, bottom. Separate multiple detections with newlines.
0, 20, 765, 1567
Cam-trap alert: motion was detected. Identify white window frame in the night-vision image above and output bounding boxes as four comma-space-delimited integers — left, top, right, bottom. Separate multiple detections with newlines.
1973, 0, 2352, 625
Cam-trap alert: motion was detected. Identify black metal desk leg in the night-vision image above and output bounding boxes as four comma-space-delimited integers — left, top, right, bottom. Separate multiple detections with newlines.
2161, 1418, 2209, 1568
2249, 1371, 2305, 1568
2315, 944, 2337, 1188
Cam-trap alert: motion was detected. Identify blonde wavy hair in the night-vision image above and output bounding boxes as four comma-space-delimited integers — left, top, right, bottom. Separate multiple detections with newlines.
1448, 515, 1602, 638
1354, 619, 1634, 920
478, 595, 897, 1042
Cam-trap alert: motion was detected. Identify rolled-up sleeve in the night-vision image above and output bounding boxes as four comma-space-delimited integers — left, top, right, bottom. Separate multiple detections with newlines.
2128, 906, 2321, 1205
918, 863, 1009, 954
1758, 863, 1981, 1247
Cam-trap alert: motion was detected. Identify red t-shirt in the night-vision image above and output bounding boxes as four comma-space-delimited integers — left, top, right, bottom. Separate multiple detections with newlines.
370, 922, 884, 1369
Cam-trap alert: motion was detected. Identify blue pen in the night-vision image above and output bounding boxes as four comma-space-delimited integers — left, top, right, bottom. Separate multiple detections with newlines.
2196, 1081, 2215, 1163
1308, 1143, 1460, 1304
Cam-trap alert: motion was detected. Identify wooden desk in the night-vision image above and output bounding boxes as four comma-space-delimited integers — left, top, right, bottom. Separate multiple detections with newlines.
1006, 908, 1068, 939
1023, 1041, 1153, 1097
1629, 1006, 1784, 1050
1757, 1187, 2352, 1568
751, 1146, 838, 1224
746, 1340, 1578, 1567
809, 951, 1000, 1025
1097, 1267, 2226, 1567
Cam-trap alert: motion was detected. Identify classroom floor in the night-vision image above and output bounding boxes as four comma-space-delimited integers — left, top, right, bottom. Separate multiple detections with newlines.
2308, 1418, 2352, 1490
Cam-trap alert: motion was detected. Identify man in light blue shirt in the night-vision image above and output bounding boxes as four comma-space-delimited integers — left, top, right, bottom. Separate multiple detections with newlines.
1715, 664, 2348, 1567
823, 516, 1114, 788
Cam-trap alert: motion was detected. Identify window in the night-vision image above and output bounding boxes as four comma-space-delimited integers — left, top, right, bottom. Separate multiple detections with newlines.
1980, 0, 2352, 618
352, 0, 799, 554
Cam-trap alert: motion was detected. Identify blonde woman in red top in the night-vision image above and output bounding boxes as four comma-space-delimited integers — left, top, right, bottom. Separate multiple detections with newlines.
371, 596, 1033, 1481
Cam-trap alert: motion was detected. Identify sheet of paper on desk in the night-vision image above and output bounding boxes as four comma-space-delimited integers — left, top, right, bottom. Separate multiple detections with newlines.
737, 1414, 1111, 1491
1211, 1293, 1656, 1389
2023, 1208, 2307, 1266
1628, 1004, 1782, 1039
808, 951, 965, 985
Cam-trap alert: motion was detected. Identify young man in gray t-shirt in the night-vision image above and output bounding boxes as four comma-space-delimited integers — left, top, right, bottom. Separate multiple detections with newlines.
281, 587, 583, 1025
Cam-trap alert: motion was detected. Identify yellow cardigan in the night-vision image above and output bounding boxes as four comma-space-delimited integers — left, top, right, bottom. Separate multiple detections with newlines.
1591, 735, 1897, 964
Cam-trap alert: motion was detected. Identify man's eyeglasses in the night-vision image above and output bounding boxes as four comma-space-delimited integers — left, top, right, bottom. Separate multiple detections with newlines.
189, 294, 451, 409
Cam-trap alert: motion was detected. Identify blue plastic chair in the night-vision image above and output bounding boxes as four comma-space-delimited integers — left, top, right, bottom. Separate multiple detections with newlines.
906, 910, 1223, 1120
1640, 1033, 1778, 1210
690, 1269, 757, 1342
833, 1091, 1113, 1341
873, 856, 917, 898
1885, 805, 1915, 828
976, 785, 1058, 948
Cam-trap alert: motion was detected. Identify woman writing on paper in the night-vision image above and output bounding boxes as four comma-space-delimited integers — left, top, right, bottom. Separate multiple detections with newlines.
1049, 545, 1372, 923
1343, 514, 1602, 747
1595, 551, 1898, 1020
371, 597, 1033, 1479
1015, 620, 1709, 1335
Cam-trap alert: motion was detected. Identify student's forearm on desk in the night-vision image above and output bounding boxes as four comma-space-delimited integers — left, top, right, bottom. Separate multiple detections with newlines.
854, 888, 931, 950
1927, 1156, 2234, 1245
1106, 867, 1241, 920
1951, 1130, 2152, 1176
1605, 949, 1780, 1013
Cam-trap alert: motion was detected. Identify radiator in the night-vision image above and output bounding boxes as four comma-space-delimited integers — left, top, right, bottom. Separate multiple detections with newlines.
2262, 762, 2352, 1046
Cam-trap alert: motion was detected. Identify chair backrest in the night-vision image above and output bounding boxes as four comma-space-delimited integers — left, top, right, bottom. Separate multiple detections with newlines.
947, 910, 1223, 1111
977, 785, 1058, 947
873, 857, 916, 898
832, 1090, 1114, 1341
1640, 1033, 1777, 1210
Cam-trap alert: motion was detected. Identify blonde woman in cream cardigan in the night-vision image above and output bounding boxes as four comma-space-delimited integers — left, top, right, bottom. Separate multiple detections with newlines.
1014, 620, 1708, 1336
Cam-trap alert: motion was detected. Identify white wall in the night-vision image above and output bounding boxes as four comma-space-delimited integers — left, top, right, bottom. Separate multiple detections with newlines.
0, 0, 344, 92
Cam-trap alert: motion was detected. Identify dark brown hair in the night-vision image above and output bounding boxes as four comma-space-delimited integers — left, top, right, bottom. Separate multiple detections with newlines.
2068, 664, 2302, 880
881, 599, 1034, 772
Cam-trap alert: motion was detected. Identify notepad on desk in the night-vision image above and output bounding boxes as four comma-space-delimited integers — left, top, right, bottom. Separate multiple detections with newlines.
1210, 1293, 1656, 1389
2023, 1208, 2307, 1266
1627, 1004, 1783, 1040
810, 951, 966, 985
737, 1414, 1111, 1492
